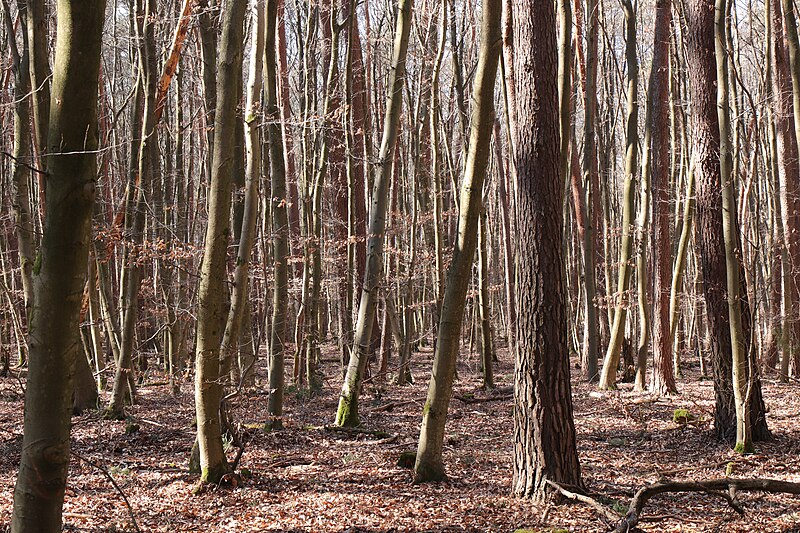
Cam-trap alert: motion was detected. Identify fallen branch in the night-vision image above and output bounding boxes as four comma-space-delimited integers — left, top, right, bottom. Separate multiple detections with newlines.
72, 451, 142, 533
322, 425, 392, 438
370, 399, 420, 412
615, 478, 800, 532
455, 394, 512, 404
545, 480, 621, 524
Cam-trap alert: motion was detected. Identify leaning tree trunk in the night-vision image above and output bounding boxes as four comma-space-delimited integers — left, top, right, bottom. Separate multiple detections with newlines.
335, 0, 413, 427
413, 0, 501, 481
507, 0, 582, 501
10, 0, 105, 528
220, 0, 265, 384
601, 0, 638, 384
106, 0, 160, 419
194, 0, 247, 484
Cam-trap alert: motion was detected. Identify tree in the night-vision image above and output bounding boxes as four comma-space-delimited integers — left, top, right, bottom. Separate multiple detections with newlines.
601, 0, 638, 386
10, 0, 106, 527
506, 0, 581, 500
687, 0, 770, 444
194, 0, 247, 484
648, 0, 678, 396
413, 0, 502, 481
335, 0, 413, 427
715, 0, 751, 453
266, 0, 290, 428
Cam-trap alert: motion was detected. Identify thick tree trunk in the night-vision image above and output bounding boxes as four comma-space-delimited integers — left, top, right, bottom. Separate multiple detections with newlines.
10, 0, 105, 528
507, 0, 581, 501
687, 0, 770, 444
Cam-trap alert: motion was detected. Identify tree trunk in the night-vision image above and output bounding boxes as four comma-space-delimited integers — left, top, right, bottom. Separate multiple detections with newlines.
335, 0, 413, 427
10, 0, 105, 528
715, 0, 752, 453
687, 0, 770, 444
507, 0, 581, 501
413, 0, 501, 481
648, 0, 678, 396
194, 0, 246, 484
266, 0, 291, 428
601, 0, 637, 385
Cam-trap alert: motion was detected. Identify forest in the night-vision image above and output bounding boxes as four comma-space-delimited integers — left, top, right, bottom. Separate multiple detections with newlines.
1, 0, 800, 530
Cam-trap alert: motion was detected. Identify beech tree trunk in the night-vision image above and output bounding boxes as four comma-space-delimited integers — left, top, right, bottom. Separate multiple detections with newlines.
413, 0, 501, 481
194, 0, 246, 484
10, 0, 105, 528
601, 0, 637, 385
266, 0, 291, 428
335, 0, 413, 427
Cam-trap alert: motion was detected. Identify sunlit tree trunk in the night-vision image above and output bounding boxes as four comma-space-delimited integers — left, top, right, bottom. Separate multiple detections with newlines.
507, 0, 581, 501
266, 0, 291, 428
414, 0, 501, 480
601, 0, 637, 387
335, 0, 413, 427
194, 0, 246, 483
10, 0, 105, 527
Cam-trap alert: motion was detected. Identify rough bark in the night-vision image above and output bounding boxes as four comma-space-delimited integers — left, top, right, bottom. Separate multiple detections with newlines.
648, 0, 678, 396
507, 0, 582, 501
687, 0, 770, 443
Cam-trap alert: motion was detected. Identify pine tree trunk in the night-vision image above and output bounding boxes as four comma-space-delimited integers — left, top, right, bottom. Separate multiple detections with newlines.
507, 0, 581, 501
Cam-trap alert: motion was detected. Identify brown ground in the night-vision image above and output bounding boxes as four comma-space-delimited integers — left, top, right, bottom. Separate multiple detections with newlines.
1, 343, 799, 532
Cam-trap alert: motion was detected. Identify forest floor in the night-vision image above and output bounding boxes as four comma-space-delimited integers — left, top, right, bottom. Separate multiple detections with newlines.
1, 342, 799, 532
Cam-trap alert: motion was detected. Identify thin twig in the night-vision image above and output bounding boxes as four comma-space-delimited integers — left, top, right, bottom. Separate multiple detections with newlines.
1, 151, 49, 176
71, 450, 142, 533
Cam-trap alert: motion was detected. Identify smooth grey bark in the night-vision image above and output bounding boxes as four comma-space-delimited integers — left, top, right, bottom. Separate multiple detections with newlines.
194, 0, 247, 483
335, 0, 413, 427
601, 0, 638, 385
10, 0, 105, 528
413, 0, 501, 481
266, 0, 290, 428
